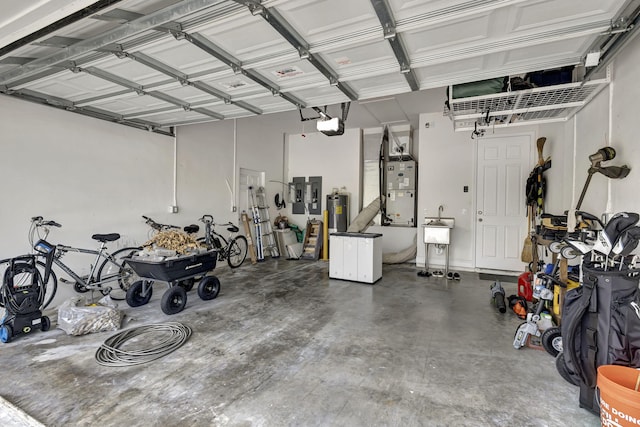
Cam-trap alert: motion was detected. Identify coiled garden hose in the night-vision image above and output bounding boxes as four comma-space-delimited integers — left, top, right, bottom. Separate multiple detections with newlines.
274, 193, 286, 209
95, 322, 192, 367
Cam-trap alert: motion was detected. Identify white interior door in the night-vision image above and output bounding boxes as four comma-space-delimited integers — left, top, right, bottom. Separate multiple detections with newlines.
239, 168, 265, 217
475, 134, 532, 271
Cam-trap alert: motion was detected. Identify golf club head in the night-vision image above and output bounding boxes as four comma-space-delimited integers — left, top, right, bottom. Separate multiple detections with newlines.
605, 212, 640, 245
575, 210, 604, 229
597, 165, 631, 179
612, 226, 640, 256
592, 231, 614, 256
594, 212, 640, 256
563, 238, 595, 256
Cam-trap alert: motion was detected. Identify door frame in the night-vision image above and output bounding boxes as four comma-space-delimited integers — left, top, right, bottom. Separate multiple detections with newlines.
472, 131, 536, 272
238, 167, 265, 220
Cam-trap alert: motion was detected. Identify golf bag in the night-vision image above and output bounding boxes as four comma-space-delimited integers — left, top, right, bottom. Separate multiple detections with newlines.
559, 261, 640, 414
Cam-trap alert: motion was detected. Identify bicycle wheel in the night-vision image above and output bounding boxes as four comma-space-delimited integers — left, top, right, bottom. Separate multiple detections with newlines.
226, 236, 248, 268
37, 261, 58, 310
97, 247, 140, 301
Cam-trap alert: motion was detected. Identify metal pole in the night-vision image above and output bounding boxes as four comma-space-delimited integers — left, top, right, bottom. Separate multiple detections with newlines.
575, 170, 595, 210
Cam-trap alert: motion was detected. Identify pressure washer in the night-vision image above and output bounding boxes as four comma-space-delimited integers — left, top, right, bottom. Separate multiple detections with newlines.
0, 252, 54, 343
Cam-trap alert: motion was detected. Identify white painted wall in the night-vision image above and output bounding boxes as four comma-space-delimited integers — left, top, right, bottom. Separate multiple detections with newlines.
0, 96, 175, 256
417, 114, 537, 269
286, 129, 361, 229
174, 113, 293, 226
552, 34, 640, 217
572, 87, 613, 215
415, 115, 582, 271
0, 96, 173, 303
609, 33, 640, 214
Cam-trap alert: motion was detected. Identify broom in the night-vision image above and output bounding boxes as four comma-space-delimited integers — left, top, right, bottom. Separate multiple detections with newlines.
521, 205, 533, 263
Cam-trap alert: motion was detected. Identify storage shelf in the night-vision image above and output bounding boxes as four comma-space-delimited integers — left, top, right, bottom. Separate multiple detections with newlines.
444, 78, 610, 131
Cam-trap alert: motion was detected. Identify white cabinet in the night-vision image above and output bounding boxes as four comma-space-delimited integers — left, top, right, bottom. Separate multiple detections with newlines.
329, 233, 382, 284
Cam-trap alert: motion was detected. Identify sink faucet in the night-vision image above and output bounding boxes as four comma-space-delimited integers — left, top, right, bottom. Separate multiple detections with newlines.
438, 205, 444, 220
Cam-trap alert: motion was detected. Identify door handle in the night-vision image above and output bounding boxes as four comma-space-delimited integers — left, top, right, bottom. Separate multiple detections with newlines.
478, 218, 483, 222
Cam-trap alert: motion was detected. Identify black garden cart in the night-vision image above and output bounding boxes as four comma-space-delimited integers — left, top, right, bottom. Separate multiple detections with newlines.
124, 250, 221, 315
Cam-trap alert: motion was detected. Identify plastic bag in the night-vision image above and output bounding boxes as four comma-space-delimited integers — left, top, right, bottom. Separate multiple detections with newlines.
57, 295, 122, 336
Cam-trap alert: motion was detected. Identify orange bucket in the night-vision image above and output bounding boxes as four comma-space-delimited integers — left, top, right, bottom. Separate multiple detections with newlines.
597, 365, 640, 427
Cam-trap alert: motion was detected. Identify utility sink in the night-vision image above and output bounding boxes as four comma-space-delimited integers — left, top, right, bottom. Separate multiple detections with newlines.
423, 217, 455, 244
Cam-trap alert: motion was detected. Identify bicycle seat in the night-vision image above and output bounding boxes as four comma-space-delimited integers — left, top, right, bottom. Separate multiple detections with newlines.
184, 224, 199, 234
227, 225, 239, 233
91, 233, 120, 243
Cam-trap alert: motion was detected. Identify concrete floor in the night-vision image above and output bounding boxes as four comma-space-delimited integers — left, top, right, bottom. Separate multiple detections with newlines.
0, 260, 599, 427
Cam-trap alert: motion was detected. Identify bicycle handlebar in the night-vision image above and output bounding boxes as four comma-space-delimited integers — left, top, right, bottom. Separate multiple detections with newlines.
199, 214, 214, 224
31, 216, 61, 228
142, 215, 179, 231
198, 215, 234, 228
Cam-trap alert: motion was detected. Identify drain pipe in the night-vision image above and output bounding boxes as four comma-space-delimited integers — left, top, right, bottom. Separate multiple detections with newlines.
568, 116, 578, 232
229, 118, 238, 213
606, 65, 615, 218
172, 129, 178, 212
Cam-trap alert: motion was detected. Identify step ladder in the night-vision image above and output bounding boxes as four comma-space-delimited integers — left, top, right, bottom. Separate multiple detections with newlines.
301, 219, 323, 260
249, 186, 280, 261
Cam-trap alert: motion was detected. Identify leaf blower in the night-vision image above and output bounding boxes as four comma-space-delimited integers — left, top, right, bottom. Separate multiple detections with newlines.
490, 281, 506, 313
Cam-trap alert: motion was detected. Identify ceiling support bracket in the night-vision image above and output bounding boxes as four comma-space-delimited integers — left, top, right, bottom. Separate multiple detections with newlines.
98, 44, 264, 116
370, 0, 419, 91
0, 0, 226, 85
182, 31, 306, 108
231, 0, 358, 101
4, 87, 173, 136
82, 66, 146, 94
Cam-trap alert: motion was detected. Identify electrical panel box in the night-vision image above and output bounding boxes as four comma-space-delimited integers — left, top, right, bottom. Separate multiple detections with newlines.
292, 177, 306, 214
307, 176, 322, 215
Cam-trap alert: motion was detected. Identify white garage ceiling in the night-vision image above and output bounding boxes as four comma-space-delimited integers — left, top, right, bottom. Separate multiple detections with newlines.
0, 0, 637, 135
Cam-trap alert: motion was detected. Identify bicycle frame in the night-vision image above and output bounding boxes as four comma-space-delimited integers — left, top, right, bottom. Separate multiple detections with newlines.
28, 218, 138, 296
201, 218, 231, 259
48, 244, 119, 291
213, 231, 231, 260
197, 215, 248, 268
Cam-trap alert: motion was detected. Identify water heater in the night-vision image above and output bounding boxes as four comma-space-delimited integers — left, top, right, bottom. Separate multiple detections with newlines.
327, 193, 349, 233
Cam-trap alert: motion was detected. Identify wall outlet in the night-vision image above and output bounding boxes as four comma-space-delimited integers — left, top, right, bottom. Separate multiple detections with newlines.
168, 205, 179, 213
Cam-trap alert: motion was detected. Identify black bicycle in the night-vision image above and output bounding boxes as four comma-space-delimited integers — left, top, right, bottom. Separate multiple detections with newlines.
198, 215, 248, 268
